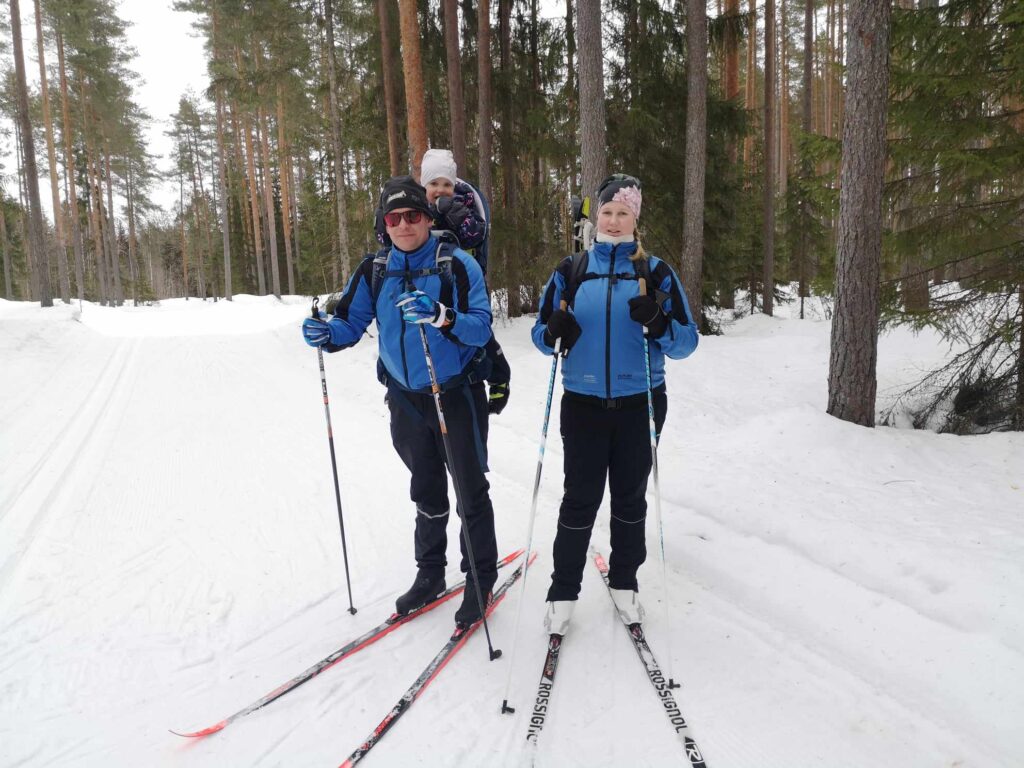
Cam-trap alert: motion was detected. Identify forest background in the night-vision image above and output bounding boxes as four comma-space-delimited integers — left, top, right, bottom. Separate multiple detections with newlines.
1, 0, 1022, 434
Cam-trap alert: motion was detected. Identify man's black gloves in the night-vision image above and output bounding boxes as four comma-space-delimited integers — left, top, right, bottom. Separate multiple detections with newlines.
628, 294, 669, 337
487, 382, 510, 414
485, 337, 511, 415
544, 308, 582, 352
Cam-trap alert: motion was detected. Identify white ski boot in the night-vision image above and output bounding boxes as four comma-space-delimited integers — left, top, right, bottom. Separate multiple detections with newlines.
543, 601, 575, 636
609, 588, 645, 626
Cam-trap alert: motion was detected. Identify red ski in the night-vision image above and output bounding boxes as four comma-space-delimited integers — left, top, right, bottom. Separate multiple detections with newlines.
172, 548, 524, 737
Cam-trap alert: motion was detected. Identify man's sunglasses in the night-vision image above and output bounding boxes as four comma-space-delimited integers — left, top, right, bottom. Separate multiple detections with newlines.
383, 210, 426, 227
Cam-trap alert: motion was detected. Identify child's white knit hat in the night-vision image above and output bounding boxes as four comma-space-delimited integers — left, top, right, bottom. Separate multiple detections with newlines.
421, 148, 457, 186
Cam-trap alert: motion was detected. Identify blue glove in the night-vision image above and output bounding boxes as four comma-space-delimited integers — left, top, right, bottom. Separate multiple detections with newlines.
396, 290, 449, 327
302, 313, 334, 347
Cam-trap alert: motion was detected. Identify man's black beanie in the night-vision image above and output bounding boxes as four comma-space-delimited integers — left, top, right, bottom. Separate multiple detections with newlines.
380, 175, 432, 215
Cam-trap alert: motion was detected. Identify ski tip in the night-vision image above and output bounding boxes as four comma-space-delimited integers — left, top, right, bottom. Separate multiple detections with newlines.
170, 721, 227, 738
500, 699, 516, 714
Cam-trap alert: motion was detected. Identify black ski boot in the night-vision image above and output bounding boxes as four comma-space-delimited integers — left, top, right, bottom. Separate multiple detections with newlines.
454, 573, 496, 628
395, 570, 445, 616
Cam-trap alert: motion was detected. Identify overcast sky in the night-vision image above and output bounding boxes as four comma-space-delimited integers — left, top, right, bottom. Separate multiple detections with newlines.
1, 0, 210, 219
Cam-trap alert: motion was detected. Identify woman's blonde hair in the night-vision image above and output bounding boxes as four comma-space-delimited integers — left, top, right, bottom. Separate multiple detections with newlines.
630, 226, 648, 262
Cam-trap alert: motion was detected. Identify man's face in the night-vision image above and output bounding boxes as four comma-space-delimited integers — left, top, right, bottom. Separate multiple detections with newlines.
425, 177, 455, 205
384, 207, 432, 252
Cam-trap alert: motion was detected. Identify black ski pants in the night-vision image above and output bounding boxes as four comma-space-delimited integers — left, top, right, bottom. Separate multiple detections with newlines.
387, 381, 498, 588
546, 387, 668, 602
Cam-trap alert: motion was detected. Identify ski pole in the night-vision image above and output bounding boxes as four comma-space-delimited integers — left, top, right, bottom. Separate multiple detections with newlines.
500, 300, 568, 714
412, 309, 500, 660
637, 278, 677, 689
312, 296, 357, 615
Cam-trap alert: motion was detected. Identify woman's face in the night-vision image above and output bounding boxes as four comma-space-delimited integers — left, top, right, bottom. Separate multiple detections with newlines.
596, 201, 637, 238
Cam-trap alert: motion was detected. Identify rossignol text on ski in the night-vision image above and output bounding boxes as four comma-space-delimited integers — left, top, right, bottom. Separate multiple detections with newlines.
593, 550, 708, 767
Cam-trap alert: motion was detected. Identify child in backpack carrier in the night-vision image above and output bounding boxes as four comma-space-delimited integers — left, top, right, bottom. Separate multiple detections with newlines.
419, 148, 487, 254
418, 148, 509, 416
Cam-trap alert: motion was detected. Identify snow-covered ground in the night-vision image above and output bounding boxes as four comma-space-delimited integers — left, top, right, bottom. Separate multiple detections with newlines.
0, 294, 1021, 768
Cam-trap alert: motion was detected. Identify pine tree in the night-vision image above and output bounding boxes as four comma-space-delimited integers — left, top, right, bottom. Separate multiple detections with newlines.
9, 0, 52, 307
682, 0, 708, 322
828, 0, 891, 427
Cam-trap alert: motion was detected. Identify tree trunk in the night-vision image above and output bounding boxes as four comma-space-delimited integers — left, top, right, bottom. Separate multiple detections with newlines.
798, 0, 813, 308
34, 0, 70, 303
216, 95, 233, 301
184, 126, 208, 299
565, 0, 575, 117
228, 101, 254, 273
725, 0, 739, 166
258, 105, 281, 298
1, 210, 13, 299
825, 0, 833, 139
212, 13, 232, 301
837, 0, 845, 133
443, 0, 467, 172
10, 0, 52, 307
827, 0, 890, 427
13, 118, 34, 297
763, 0, 776, 316
126, 160, 139, 304
578, 0, 607, 199
80, 99, 108, 305
324, 0, 352, 283
725, 0, 739, 103
1017, 281, 1024, 430
397, 0, 429, 177
276, 86, 295, 296
242, 110, 267, 295
681, 0, 707, 324
56, 31, 84, 303
293, 158, 303, 270
743, 0, 756, 170
377, 0, 403, 175
779, 0, 789, 195
498, 0, 518, 208
477, 0, 493, 201
104, 145, 124, 303
179, 172, 189, 297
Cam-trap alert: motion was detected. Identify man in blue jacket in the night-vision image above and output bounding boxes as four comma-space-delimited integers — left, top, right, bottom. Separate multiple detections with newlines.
302, 176, 498, 628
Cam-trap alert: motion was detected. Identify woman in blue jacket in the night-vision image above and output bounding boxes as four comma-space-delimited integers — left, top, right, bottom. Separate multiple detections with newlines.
531, 174, 699, 635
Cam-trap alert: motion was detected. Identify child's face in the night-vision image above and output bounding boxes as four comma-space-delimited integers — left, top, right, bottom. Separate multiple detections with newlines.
425, 177, 455, 204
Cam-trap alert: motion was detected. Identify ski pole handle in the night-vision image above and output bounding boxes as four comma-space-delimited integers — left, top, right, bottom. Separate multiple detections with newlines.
556, 299, 568, 357
311, 295, 321, 319
637, 278, 649, 337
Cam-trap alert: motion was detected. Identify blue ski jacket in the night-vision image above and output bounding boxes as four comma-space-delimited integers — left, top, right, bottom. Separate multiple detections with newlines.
531, 241, 698, 398
324, 236, 493, 392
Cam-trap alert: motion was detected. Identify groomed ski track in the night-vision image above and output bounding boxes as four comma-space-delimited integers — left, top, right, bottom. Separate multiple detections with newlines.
0, 296, 1021, 767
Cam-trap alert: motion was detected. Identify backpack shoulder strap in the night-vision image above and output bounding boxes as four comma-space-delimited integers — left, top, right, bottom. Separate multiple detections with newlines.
561, 250, 590, 308
435, 240, 456, 307
369, 248, 390, 302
